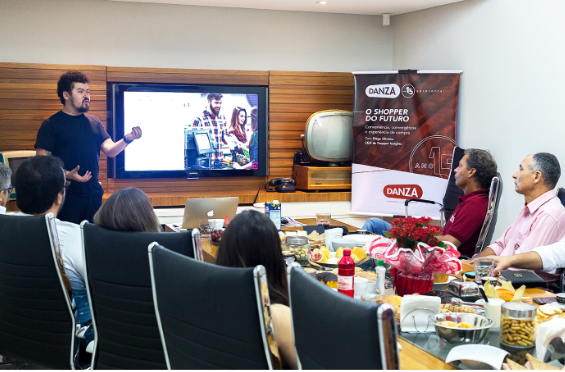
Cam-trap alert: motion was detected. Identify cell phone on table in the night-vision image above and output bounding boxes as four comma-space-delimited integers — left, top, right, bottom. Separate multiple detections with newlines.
533, 297, 556, 305
463, 271, 475, 278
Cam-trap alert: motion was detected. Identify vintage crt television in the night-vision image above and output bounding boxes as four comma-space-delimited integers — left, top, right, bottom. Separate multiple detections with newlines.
302, 110, 353, 165
108, 82, 268, 179
0, 150, 36, 200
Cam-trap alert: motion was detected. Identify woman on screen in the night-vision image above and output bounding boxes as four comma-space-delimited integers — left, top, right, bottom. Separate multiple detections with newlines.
232, 108, 258, 170
215, 210, 297, 369
226, 106, 248, 149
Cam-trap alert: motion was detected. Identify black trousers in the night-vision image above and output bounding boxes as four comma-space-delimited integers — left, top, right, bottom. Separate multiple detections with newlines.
58, 190, 103, 224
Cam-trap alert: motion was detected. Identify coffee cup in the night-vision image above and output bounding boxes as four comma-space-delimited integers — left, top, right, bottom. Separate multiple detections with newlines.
208, 219, 224, 231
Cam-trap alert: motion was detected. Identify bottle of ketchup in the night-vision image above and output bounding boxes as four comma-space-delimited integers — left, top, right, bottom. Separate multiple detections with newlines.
338, 248, 355, 297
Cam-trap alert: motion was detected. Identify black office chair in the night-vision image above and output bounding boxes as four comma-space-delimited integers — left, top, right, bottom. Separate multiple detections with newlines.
148, 243, 282, 369
474, 173, 503, 255
287, 263, 399, 370
0, 213, 83, 369
81, 223, 196, 369
405, 146, 465, 226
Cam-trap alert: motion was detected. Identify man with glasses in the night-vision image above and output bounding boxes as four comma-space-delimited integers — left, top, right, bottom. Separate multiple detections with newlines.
0, 163, 12, 214
12, 155, 92, 351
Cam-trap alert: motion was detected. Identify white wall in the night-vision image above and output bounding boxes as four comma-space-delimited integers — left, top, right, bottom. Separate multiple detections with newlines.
392, 0, 565, 239
0, 0, 392, 72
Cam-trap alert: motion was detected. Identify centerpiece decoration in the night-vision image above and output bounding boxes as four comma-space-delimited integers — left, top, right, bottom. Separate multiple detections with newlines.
370, 217, 462, 296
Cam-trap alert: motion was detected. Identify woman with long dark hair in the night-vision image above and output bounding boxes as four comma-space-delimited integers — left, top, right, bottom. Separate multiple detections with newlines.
93, 187, 161, 232
226, 106, 248, 149
216, 209, 297, 369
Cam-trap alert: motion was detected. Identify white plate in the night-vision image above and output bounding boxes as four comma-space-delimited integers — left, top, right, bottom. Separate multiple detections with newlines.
551, 301, 565, 310
347, 234, 381, 246
446, 344, 508, 370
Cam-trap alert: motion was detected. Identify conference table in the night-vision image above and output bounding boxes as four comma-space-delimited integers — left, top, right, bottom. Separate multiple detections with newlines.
164, 219, 558, 370
165, 218, 456, 369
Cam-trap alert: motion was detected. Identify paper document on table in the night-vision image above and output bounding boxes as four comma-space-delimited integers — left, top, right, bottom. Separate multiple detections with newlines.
282, 217, 306, 227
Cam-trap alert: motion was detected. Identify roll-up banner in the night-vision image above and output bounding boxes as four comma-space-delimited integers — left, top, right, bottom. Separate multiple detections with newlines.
351, 71, 461, 219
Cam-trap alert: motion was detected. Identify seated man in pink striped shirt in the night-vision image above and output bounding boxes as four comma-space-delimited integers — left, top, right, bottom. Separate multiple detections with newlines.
475, 153, 565, 283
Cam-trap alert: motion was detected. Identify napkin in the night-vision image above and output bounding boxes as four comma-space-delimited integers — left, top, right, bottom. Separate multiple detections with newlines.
325, 228, 344, 252
536, 317, 565, 363
400, 295, 441, 332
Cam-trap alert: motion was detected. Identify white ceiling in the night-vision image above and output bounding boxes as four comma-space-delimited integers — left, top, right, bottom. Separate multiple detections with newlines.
105, 0, 464, 16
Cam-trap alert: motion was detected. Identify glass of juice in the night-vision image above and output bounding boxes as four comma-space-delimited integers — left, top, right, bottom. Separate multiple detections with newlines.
316, 213, 331, 229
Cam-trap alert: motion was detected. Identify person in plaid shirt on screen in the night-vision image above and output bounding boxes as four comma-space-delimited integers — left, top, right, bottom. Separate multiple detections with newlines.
193, 93, 227, 167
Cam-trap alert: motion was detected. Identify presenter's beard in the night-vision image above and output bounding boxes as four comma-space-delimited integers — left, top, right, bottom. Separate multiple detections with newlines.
77, 100, 90, 113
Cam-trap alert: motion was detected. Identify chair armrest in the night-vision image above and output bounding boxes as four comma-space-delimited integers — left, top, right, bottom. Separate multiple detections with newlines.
404, 198, 438, 207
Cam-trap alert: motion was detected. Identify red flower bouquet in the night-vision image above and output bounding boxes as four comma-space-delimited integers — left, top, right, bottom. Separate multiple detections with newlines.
370, 217, 462, 296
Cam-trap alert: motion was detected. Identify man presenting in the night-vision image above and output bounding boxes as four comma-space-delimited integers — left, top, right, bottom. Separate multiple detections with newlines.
193, 93, 227, 167
475, 153, 565, 283
35, 71, 142, 224
0, 163, 12, 214
363, 149, 498, 257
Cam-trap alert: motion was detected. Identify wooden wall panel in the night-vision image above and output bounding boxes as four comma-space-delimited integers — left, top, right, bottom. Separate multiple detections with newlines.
0, 63, 354, 207
0, 63, 108, 190
268, 71, 354, 179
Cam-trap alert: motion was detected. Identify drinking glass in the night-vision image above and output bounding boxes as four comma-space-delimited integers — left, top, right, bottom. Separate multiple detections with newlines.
474, 257, 495, 279
199, 219, 212, 238
316, 213, 331, 229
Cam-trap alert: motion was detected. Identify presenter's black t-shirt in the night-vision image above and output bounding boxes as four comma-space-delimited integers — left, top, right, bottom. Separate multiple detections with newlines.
35, 111, 111, 196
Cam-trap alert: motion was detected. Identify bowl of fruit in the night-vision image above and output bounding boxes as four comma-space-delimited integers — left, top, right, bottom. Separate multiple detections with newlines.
210, 229, 223, 244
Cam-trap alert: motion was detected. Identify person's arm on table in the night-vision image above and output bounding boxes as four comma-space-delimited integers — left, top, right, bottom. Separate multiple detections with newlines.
101, 126, 142, 158
436, 234, 461, 248
487, 252, 543, 276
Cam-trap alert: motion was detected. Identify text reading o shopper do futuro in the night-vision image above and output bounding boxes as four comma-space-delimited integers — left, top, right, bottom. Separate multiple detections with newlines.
363, 108, 416, 147
365, 108, 411, 123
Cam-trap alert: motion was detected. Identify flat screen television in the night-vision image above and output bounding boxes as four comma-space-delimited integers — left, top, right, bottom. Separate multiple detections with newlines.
0, 150, 36, 200
108, 83, 268, 179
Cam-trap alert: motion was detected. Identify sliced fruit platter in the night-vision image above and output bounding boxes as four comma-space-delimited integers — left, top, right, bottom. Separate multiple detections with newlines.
309, 246, 369, 268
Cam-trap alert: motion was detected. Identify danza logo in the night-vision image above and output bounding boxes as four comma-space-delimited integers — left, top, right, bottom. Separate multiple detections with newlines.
365, 84, 400, 99
383, 184, 423, 199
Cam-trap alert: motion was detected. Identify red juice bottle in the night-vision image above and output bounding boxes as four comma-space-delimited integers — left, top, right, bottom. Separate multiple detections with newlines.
338, 248, 355, 297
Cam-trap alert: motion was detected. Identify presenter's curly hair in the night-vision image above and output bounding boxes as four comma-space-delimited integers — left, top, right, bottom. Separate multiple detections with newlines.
206, 93, 223, 101
465, 149, 497, 189
531, 152, 561, 189
57, 71, 90, 105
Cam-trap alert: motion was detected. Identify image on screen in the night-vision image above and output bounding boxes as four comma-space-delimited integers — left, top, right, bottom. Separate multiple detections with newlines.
123, 91, 260, 172
194, 133, 211, 150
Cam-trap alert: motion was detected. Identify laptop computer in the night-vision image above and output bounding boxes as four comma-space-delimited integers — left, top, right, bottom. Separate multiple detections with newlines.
181, 197, 239, 229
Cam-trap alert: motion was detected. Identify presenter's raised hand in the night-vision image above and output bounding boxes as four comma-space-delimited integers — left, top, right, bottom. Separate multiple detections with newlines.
130, 126, 142, 140
66, 165, 92, 182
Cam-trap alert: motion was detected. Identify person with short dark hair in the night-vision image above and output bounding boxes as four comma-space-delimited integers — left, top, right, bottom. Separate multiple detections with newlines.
13, 155, 93, 348
192, 93, 227, 167
476, 153, 565, 284
93, 187, 161, 233
216, 210, 297, 369
0, 163, 12, 213
363, 149, 498, 257
35, 70, 143, 224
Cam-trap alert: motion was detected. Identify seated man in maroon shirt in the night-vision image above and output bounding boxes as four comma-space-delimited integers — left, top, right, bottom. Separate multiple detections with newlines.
362, 149, 497, 257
